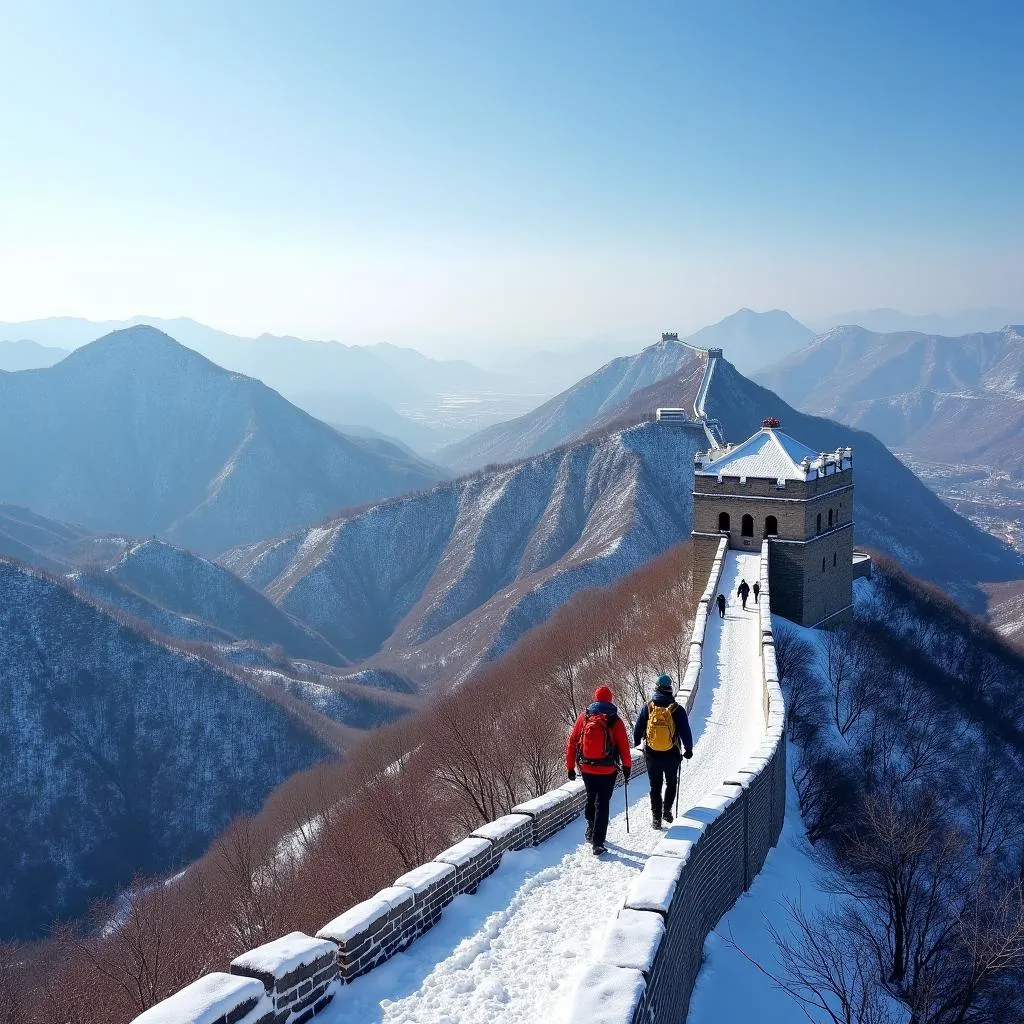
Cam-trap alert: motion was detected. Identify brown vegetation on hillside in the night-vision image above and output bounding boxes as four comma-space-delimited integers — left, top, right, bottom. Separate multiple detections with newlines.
2, 543, 697, 1024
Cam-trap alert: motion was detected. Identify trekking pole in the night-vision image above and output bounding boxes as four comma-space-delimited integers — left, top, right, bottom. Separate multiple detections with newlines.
675, 761, 681, 819
624, 772, 630, 834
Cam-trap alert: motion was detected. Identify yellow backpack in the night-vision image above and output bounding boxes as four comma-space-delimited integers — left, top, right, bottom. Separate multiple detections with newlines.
646, 701, 676, 752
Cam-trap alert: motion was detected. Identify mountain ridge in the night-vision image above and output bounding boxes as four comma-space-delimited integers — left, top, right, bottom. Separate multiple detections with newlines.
0, 326, 443, 553
0, 556, 337, 939
223, 418, 709, 688
437, 337, 708, 471
754, 324, 1024, 474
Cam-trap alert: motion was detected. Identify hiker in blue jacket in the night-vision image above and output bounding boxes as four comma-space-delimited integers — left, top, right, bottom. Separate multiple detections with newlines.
633, 675, 694, 829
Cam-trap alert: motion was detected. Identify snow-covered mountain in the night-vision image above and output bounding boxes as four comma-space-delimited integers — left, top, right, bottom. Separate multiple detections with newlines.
0, 338, 69, 371
755, 325, 1024, 473
437, 336, 707, 472
0, 558, 335, 940
76, 539, 346, 665
706, 357, 1022, 610
0, 327, 443, 553
0, 503, 129, 571
0, 507, 349, 663
223, 419, 709, 688
984, 580, 1024, 650
220, 351, 1022, 689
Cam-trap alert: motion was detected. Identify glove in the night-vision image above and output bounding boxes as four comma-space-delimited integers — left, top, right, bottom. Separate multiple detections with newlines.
568, 769, 577, 782
622, 766, 631, 782
683, 750, 693, 760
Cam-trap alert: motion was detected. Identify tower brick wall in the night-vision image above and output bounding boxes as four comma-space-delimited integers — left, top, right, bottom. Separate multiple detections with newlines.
692, 438, 854, 628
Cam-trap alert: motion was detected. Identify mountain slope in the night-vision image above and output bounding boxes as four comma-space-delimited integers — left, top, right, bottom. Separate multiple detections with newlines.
755, 325, 1024, 474
0, 504, 129, 571
296, 390, 444, 453
0, 327, 443, 553
0, 559, 334, 940
812, 307, 1024, 336
683, 308, 814, 373
0, 317, 518, 445
437, 337, 707, 471
705, 357, 1022, 610
223, 419, 709, 688
97, 540, 346, 664
0, 339, 69, 371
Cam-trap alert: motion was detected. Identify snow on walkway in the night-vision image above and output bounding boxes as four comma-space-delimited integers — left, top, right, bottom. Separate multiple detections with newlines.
322, 551, 766, 1024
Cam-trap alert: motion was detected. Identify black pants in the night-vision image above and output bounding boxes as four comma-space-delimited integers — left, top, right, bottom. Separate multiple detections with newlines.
582, 771, 618, 848
646, 748, 682, 820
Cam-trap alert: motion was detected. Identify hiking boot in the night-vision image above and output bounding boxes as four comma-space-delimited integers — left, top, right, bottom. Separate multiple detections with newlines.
663, 809, 674, 825
585, 823, 594, 842
652, 815, 662, 830
592, 844, 607, 856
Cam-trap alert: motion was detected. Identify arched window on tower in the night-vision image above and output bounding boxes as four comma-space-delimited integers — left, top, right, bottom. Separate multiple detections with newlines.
816, 512, 822, 535
718, 511, 730, 532
765, 515, 778, 537
741, 514, 754, 537
828, 508, 834, 528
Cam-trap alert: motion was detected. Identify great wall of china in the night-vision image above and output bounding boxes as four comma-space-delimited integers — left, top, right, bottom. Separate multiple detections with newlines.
134, 346, 877, 1024
134, 530, 787, 1024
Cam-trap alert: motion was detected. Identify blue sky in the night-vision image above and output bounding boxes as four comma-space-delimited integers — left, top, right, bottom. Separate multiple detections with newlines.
0, 0, 1020, 351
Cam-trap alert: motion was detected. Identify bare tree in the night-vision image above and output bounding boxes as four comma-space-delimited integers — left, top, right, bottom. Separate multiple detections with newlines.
771, 904, 895, 1024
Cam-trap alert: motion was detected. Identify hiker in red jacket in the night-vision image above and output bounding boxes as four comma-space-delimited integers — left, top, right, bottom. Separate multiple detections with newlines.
566, 686, 632, 856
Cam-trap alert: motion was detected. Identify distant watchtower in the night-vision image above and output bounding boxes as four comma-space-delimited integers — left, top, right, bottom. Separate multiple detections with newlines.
691, 418, 855, 627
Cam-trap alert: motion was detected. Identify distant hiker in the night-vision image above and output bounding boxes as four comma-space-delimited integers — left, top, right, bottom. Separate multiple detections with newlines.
716, 593, 726, 618
737, 578, 751, 610
567, 685, 632, 856
633, 674, 693, 830
752, 580, 760, 605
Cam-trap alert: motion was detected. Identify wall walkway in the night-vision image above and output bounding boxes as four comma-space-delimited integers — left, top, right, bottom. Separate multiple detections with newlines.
131, 539, 785, 1024
565, 540, 786, 1023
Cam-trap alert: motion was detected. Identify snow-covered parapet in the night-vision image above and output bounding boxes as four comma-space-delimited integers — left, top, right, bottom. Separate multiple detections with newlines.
230, 932, 337, 1022
564, 539, 788, 1023
131, 972, 272, 1024
677, 537, 727, 711
130, 552, 705, 1024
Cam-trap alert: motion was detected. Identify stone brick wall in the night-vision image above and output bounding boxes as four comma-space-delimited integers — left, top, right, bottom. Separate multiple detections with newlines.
132, 972, 275, 1024
679, 537, 728, 713
565, 539, 787, 1024
853, 550, 873, 581
692, 456, 855, 627
130, 538, 727, 1024
132, 753, 648, 1024
769, 524, 854, 626
230, 933, 337, 1024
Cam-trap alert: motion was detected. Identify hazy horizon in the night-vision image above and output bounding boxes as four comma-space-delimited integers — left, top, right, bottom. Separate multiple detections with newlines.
2, 1, 1021, 357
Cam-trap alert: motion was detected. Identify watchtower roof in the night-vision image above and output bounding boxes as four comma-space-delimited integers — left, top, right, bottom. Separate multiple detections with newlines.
695, 425, 852, 482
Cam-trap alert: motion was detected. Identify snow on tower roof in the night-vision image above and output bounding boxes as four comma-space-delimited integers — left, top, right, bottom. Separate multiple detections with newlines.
695, 425, 852, 482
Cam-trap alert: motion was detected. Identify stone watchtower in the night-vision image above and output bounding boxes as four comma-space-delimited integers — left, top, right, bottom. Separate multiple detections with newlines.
691, 418, 855, 627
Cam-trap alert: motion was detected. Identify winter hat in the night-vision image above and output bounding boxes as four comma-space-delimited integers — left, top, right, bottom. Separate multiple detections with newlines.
594, 685, 614, 703
655, 674, 674, 693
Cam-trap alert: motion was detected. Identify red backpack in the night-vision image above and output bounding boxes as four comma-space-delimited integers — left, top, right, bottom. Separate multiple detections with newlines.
576, 709, 618, 768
